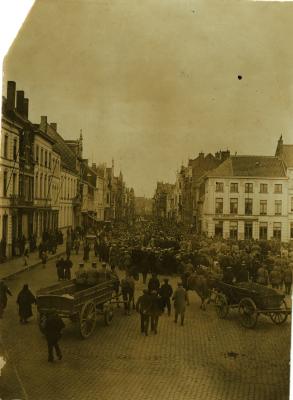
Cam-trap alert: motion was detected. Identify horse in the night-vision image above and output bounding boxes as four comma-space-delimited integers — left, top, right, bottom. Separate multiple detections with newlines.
186, 268, 216, 311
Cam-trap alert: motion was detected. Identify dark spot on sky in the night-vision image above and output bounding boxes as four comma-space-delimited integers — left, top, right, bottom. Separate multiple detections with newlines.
238, 75, 242, 80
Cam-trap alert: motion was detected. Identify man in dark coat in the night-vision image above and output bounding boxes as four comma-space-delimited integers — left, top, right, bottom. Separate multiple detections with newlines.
56, 257, 65, 281
148, 273, 160, 292
236, 262, 249, 283
136, 289, 152, 336
17, 284, 36, 323
0, 280, 12, 318
222, 267, 234, 284
140, 252, 149, 284
64, 256, 73, 280
159, 278, 173, 316
150, 290, 162, 334
43, 309, 65, 362
120, 273, 135, 315
83, 241, 90, 262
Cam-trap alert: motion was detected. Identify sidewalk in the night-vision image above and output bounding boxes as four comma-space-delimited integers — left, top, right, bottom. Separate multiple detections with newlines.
0, 244, 66, 281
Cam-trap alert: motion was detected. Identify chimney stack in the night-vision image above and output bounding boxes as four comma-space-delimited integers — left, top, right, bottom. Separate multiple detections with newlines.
92, 163, 97, 170
16, 90, 25, 115
50, 122, 57, 131
7, 81, 16, 111
23, 98, 29, 118
40, 116, 47, 132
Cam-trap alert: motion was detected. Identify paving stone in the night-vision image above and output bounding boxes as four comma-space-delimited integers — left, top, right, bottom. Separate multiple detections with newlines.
0, 252, 290, 400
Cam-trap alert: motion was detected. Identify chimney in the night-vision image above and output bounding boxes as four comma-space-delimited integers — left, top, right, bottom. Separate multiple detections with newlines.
40, 116, 47, 132
92, 163, 97, 170
50, 122, 57, 131
23, 98, 29, 118
7, 81, 16, 111
16, 90, 25, 114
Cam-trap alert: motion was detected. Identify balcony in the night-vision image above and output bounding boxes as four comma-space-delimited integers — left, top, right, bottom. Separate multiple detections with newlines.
10, 195, 34, 208
33, 198, 52, 208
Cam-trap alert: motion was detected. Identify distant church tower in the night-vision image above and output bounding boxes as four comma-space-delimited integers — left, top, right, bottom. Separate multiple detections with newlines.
275, 135, 283, 157
78, 129, 83, 158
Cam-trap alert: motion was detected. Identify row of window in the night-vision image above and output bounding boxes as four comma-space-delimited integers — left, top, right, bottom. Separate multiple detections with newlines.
35, 173, 51, 199
215, 182, 283, 194
2, 135, 18, 161
215, 198, 286, 216
35, 145, 60, 171
2, 170, 77, 202
2, 172, 33, 201
214, 221, 284, 240
61, 176, 77, 200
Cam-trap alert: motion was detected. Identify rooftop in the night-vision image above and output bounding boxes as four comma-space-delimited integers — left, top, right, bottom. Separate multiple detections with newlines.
206, 155, 286, 178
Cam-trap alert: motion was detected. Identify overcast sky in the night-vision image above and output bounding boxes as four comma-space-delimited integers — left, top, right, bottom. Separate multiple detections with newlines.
3, 0, 293, 196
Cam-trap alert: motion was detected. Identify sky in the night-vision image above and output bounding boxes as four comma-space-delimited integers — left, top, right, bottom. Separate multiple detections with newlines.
3, 0, 293, 197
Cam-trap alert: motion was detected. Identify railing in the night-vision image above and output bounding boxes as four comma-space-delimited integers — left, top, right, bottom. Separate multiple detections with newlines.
10, 195, 34, 207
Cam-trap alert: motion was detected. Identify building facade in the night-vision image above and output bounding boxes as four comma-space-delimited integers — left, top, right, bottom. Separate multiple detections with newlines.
199, 155, 289, 241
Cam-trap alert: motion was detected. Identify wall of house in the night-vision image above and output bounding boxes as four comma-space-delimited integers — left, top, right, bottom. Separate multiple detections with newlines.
0, 118, 20, 256
202, 176, 289, 242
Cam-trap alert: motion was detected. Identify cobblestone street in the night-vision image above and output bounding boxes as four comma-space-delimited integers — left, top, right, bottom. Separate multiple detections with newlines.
0, 253, 291, 400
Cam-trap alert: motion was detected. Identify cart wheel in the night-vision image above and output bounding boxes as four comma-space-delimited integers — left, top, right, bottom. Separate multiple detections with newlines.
215, 293, 229, 319
79, 302, 97, 339
104, 305, 114, 326
270, 300, 288, 325
238, 297, 258, 329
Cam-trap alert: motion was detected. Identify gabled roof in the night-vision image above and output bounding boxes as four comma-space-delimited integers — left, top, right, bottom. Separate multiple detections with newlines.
45, 125, 78, 173
206, 156, 286, 178
280, 145, 293, 168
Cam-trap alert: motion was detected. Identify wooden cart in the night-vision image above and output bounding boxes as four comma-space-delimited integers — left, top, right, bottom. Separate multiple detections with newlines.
36, 277, 118, 338
213, 281, 290, 329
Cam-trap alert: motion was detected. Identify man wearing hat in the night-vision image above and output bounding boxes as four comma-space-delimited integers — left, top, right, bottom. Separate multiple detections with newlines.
75, 262, 88, 285
283, 263, 292, 295
236, 261, 249, 283
136, 289, 152, 335
86, 262, 99, 285
97, 262, 111, 281
159, 278, 173, 316
0, 280, 12, 319
150, 290, 162, 334
43, 309, 65, 362
148, 273, 160, 293
172, 282, 189, 326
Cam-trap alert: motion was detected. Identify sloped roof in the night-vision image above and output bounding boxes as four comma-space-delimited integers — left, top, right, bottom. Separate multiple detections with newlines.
46, 125, 77, 173
188, 154, 223, 183
280, 145, 293, 168
207, 156, 286, 178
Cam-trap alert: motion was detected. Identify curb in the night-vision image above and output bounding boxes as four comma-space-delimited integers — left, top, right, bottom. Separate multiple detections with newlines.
2, 250, 66, 281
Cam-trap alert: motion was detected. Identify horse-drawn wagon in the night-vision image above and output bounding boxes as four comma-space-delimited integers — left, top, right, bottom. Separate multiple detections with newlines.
213, 281, 290, 328
36, 276, 118, 338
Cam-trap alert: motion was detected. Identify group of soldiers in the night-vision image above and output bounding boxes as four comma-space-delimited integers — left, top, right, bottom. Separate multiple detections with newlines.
135, 275, 189, 335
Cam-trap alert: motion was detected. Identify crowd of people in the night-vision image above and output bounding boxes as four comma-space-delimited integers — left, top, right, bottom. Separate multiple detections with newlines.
0, 220, 292, 362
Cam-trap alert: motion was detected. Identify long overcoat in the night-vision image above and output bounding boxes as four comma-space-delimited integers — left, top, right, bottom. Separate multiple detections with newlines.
17, 288, 36, 319
172, 287, 188, 313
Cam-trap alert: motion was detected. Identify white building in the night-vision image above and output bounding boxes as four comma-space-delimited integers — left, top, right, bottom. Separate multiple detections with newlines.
33, 127, 60, 241
0, 82, 21, 257
200, 155, 289, 242
38, 116, 79, 235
